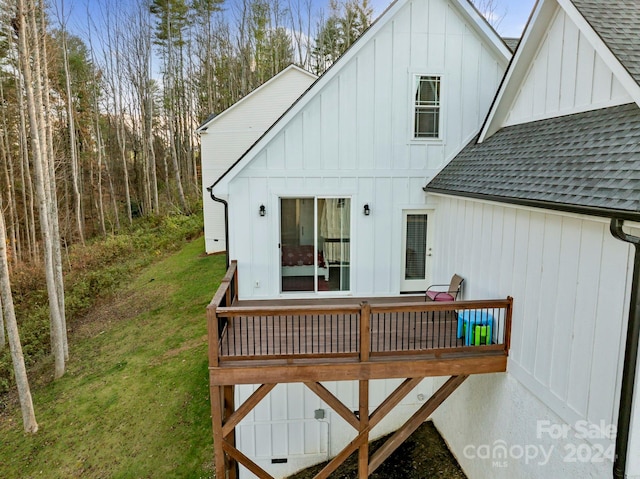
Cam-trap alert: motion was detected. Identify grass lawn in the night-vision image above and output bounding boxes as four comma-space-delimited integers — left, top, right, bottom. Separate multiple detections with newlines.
0, 237, 225, 478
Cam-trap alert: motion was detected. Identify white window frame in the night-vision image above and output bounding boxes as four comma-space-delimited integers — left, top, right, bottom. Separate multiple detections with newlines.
411, 74, 443, 141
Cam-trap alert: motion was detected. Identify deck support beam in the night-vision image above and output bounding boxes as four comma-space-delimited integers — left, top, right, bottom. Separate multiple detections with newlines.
211, 385, 226, 479
222, 383, 276, 438
304, 381, 360, 429
211, 353, 506, 385
358, 380, 369, 479
212, 374, 469, 479
223, 385, 238, 479
369, 375, 469, 474
222, 441, 274, 479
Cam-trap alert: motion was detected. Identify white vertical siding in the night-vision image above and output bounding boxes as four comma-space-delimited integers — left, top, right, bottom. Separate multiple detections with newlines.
430, 196, 635, 479
200, 68, 315, 253
236, 378, 435, 478
229, 0, 507, 300
504, 6, 633, 127
629, 354, 640, 478
223, 1, 508, 476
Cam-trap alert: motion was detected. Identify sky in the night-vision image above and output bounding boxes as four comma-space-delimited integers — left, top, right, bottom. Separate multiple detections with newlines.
59, 0, 537, 40
369, 0, 537, 38
479, 0, 537, 37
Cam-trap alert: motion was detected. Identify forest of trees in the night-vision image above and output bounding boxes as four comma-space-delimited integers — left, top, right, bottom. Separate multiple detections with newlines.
0, 0, 374, 432
0, 0, 374, 263
0, 0, 498, 432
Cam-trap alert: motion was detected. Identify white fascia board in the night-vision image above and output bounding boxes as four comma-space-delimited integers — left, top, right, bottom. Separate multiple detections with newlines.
480, 0, 640, 142
452, 0, 511, 63
427, 192, 640, 228
478, 0, 550, 142
195, 64, 317, 134
213, 0, 512, 196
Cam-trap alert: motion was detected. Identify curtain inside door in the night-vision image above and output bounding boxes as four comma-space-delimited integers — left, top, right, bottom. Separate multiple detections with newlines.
320, 198, 350, 264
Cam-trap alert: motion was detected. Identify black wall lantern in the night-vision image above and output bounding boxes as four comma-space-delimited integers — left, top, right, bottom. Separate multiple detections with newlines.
259, 204, 266, 217
363, 204, 370, 216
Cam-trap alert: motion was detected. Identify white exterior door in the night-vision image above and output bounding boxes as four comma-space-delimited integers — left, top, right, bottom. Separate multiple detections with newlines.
400, 210, 433, 293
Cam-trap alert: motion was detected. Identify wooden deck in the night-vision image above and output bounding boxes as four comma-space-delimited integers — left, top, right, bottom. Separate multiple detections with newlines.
206, 262, 514, 479
208, 274, 512, 384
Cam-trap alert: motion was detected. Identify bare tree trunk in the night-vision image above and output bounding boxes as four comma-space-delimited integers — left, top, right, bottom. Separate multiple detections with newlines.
0, 76, 21, 267
0, 199, 38, 433
16, 0, 65, 378
288, 0, 314, 69
59, 6, 85, 244
1, 138, 17, 266
86, 19, 107, 235
37, 0, 68, 360
0, 293, 4, 351
94, 112, 107, 236
166, 30, 189, 213
116, 117, 133, 224
15, 72, 37, 261
103, 137, 120, 230
146, 93, 159, 213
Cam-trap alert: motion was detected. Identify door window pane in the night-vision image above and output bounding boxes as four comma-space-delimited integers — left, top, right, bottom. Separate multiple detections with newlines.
405, 214, 428, 280
319, 198, 350, 292
280, 198, 315, 292
280, 197, 351, 293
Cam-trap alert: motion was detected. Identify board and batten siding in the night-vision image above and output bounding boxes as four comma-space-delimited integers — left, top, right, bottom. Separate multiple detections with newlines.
235, 378, 434, 478
227, 0, 507, 299
504, 5, 632, 127
432, 195, 632, 426
429, 194, 637, 478
200, 67, 315, 253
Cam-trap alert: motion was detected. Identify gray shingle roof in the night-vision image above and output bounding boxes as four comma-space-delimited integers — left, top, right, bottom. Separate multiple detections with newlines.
571, 0, 640, 86
426, 103, 640, 220
502, 37, 520, 53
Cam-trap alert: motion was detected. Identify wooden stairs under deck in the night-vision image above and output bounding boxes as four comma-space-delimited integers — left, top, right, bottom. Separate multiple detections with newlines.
207, 262, 513, 479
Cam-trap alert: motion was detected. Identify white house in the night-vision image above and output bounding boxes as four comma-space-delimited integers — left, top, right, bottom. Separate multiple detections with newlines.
198, 65, 316, 254
425, 0, 640, 478
208, 0, 511, 476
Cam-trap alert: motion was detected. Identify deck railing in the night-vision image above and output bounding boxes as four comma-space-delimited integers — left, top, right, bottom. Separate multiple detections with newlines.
207, 260, 238, 366
207, 263, 513, 366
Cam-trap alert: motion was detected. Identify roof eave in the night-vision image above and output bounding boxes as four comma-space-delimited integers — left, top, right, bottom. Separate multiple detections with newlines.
196, 64, 317, 133
425, 188, 640, 223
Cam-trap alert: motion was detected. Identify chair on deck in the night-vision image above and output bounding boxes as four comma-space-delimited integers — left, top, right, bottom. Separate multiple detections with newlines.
425, 274, 464, 302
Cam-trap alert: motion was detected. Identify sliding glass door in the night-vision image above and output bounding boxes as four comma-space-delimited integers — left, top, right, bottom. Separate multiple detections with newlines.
280, 197, 350, 293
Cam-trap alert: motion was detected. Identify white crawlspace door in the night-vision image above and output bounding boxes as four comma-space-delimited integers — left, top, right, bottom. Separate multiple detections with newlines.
400, 210, 433, 293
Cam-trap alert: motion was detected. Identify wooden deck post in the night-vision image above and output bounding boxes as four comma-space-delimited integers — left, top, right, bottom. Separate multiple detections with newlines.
505, 296, 514, 353
211, 385, 226, 478
207, 306, 219, 368
232, 260, 239, 303
358, 380, 369, 479
360, 302, 370, 362
224, 385, 238, 479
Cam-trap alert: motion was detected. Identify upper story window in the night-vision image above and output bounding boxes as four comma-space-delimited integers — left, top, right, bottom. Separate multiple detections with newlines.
413, 75, 441, 139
